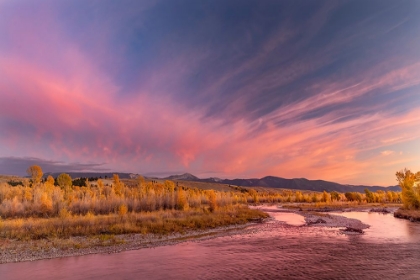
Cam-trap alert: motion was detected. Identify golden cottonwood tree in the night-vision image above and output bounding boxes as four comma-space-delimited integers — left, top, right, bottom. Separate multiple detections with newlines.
27, 165, 43, 184
46, 175, 55, 186
396, 169, 420, 209
57, 173, 72, 188
113, 174, 124, 196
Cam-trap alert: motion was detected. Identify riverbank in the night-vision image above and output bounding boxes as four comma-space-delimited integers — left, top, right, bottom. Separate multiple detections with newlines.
1, 208, 367, 264
0, 206, 268, 264
2, 210, 420, 280
0, 206, 268, 240
1, 204, 396, 264
0, 221, 270, 264
394, 209, 420, 222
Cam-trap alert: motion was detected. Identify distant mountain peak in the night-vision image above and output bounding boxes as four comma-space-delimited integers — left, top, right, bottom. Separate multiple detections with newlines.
161, 173, 399, 193
165, 173, 199, 181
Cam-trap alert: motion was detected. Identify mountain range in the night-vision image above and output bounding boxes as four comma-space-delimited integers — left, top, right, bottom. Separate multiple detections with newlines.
164, 173, 400, 193
42, 172, 400, 193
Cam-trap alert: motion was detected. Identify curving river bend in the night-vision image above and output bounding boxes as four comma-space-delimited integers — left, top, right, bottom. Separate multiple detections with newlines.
1, 211, 420, 280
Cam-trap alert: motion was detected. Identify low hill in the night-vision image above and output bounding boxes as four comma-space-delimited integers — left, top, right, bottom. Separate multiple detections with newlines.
164, 173, 199, 181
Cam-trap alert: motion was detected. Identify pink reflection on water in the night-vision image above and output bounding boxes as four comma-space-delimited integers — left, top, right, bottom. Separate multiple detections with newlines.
334, 212, 420, 242
1, 212, 420, 279
270, 212, 306, 226
251, 205, 306, 226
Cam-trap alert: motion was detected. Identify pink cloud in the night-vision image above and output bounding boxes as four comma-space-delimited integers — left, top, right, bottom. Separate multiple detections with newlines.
381, 150, 395, 156
2, 43, 420, 185
1, 1, 419, 186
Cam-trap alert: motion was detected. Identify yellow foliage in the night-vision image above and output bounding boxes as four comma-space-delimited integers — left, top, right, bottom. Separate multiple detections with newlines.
118, 204, 128, 216
248, 189, 259, 203
97, 179, 104, 196
86, 211, 95, 219
322, 191, 330, 203
177, 189, 188, 210
57, 173, 72, 188
164, 180, 175, 192
46, 175, 55, 186
207, 190, 218, 212
40, 192, 53, 214
137, 176, 145, 188
113, 174, 124, 196
59, 208, 71, 219
396, 169, 420, 209
24, 187, 32, 202
26, 165, 43, 184
0, 171, 402, 220
295, 191, 303, 202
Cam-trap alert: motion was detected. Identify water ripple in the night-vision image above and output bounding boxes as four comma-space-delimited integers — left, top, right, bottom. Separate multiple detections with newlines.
1, 212, 420, 279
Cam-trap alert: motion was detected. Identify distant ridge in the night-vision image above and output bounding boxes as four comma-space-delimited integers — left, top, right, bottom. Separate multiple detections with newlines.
41, 171, 400, 192
216, 176, 400, 192
163, 174, 400, 193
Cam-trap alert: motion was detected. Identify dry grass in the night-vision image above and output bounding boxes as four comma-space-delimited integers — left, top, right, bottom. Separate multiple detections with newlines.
0, 206, 267, 240
394, 209, 420, 221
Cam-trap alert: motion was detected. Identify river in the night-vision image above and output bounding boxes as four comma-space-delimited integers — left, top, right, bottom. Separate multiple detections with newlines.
1, 211, 420, 279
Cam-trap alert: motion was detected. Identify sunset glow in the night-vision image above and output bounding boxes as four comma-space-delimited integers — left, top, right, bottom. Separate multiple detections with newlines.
1, 0, 419, 185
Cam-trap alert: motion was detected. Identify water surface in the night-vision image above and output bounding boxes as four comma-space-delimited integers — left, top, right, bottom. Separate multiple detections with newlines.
255, 205, 306, 226
1, 211, 420, 279
335, 211, 420, 243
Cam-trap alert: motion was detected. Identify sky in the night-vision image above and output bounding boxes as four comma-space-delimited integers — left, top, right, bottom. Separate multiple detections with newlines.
0, 0, 419, 185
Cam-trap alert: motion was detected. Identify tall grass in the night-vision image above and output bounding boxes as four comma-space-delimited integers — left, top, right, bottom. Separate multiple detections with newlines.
0, 206, 268, 240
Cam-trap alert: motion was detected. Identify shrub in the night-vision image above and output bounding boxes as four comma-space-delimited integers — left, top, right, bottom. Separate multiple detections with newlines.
118, 204, 128, 216
176, 189, 188, 210
207, 190, 218, 212
330, 191, 340, 201
321, 191, 330, 203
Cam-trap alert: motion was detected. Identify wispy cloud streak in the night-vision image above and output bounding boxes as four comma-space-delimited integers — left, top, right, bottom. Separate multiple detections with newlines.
0, 0, 419, 185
